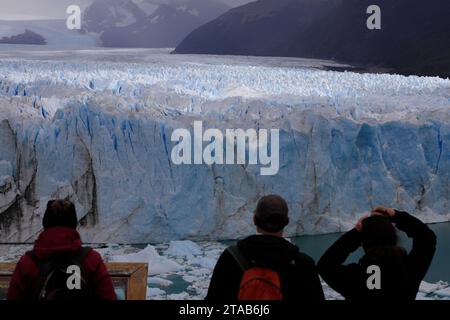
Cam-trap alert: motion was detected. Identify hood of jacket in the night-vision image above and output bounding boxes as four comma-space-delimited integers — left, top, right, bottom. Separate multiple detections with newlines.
32, 227, 82, 261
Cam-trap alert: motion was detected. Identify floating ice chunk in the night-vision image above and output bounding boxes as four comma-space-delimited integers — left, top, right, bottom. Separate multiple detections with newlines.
416, 292, 434, 300
189, 268, 214, 276
419, 280, 449, 294
166, 292, 191, 300
165, 240, 202, 258
148, 276, 173, 287
182, 275, 197, 283
191, 257, 217, 270
434, 287, 450, 298
110, 245, 183, 275
320, 278, 345, 300
147, 287, 166, 300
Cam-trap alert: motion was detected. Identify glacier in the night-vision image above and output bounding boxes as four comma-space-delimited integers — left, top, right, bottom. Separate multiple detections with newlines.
0, 48, 449, 243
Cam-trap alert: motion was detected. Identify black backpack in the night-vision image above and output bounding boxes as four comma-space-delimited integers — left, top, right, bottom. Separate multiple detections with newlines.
27, 247, 93, 300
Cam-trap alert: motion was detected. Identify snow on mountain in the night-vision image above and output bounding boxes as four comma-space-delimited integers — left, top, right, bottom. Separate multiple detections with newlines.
0, 0, 230, 48
132, 0, 159, 15
83, 0, 230, 48
0, 49, 449, 243
114, 8, 138, 27
0, 20, 99, 48
83, 0, 146, 32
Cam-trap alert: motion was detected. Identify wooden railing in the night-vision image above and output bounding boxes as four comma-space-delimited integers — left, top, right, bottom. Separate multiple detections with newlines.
0, 262, 148, 300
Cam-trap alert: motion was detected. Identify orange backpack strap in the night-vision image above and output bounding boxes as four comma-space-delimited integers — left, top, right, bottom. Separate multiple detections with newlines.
227, 245, 250, 271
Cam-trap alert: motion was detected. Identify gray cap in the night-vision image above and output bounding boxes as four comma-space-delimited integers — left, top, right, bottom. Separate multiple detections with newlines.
254, 194, 289, 233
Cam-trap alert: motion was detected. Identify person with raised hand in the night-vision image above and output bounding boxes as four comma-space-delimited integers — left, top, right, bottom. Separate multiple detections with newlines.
318, 206, 436, 301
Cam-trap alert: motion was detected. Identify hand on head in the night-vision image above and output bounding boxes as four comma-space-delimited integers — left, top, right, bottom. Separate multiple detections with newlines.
355, 213, 370, 232
371, 206, 396, 218
355, 206, 396, 232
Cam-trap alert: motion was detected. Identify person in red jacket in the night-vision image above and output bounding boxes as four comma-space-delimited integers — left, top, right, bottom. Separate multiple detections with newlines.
7, 199, 116, 300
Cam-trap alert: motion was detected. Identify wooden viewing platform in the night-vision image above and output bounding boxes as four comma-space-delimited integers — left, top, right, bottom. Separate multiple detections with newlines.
0, 262, 148, 300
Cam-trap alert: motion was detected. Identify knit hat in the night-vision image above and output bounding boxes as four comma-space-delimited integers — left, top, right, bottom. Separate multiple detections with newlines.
42, 200, 78, 230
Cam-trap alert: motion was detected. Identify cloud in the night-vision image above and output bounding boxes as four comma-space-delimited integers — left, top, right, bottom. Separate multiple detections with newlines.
0, 0, 255, 21
0, 0, 94, 20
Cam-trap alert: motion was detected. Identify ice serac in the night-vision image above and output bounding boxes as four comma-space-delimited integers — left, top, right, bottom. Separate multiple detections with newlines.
0, 51, 449, 243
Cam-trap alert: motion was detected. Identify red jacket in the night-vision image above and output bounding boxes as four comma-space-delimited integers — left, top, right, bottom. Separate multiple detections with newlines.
7, 227, 117, 300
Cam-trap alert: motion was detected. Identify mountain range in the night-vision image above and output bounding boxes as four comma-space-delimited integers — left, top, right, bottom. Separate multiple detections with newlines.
82, 0, 231, 47
0, 0, 231, 48
0, 29, 47, 45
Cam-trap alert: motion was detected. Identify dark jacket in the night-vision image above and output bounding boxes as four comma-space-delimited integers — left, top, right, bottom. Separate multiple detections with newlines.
206, 234, 325, 301
318, 211, 437, 301
7, 227, 117, 300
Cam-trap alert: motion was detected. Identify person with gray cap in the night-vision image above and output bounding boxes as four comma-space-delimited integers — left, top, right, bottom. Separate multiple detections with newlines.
206, 194, 325, 301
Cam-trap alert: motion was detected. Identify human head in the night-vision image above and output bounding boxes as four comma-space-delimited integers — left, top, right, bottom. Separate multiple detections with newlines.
361, 215, 397, 252
42, 199, 78, 230
253, 194, 289, 235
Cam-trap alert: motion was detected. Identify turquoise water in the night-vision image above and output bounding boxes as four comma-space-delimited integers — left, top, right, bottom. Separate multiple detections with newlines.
291, 222, 450, 283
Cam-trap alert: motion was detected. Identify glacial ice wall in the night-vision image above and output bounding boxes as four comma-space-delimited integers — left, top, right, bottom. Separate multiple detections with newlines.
0, 52, 449, 243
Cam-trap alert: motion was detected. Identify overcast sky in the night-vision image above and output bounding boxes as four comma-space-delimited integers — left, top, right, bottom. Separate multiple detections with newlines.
0, 0, 254, 20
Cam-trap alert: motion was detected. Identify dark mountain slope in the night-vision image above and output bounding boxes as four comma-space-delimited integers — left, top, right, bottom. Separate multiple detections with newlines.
175, 0, 450, 78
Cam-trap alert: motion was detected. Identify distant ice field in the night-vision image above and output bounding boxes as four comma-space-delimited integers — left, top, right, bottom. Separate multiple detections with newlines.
0, 48, 449, 122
